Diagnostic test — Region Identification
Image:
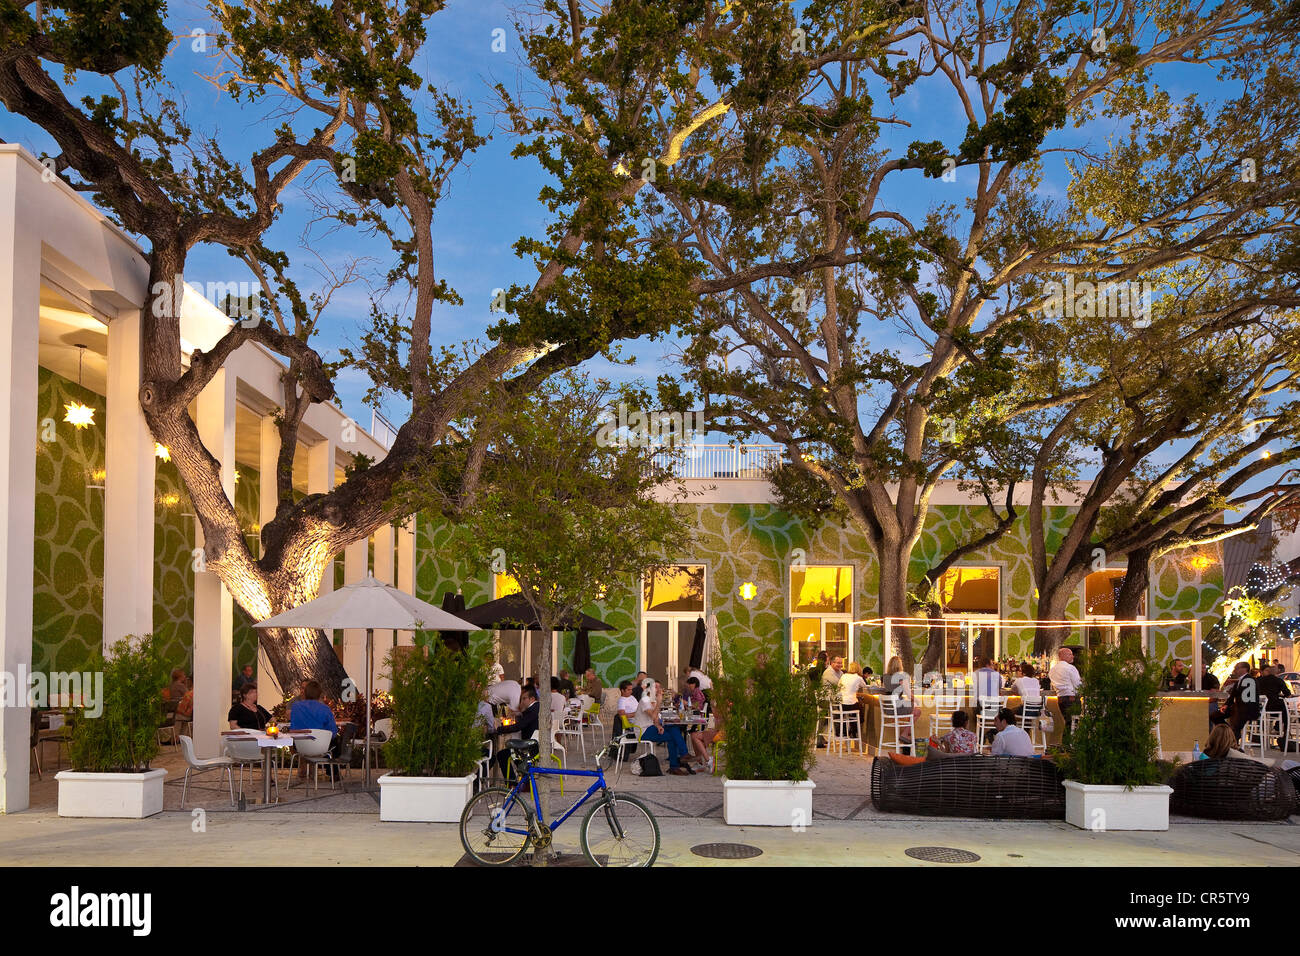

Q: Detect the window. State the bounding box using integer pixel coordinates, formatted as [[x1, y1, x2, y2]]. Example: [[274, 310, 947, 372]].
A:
[[1083, 567, 1147, 650], [641, 565, 706, 685], [790, 565, 853, 667], [935, 567, 1001, 669]]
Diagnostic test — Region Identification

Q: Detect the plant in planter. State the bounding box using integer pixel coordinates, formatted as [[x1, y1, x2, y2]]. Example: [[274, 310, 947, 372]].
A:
[[377, 639, 488, 822], [715, 650, 825, 826], [57, 634, 169, 818], [1060, 638, 1172, 831]]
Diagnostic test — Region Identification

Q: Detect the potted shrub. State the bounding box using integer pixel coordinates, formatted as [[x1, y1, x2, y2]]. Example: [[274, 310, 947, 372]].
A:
[[57, 635, 168, 818], [716, 652, 824, 826], [1061, 638, 1172, 831], [378, 640, 487, 822]]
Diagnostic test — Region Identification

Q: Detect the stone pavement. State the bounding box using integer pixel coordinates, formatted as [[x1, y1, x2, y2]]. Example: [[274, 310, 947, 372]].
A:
[[9, 744, 1300, 865]]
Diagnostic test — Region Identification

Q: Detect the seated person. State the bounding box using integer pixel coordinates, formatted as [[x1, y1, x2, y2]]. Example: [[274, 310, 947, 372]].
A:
[[1202, 722, 1257, 761], [1164, 658, 1189, 691], [165, 668, 188, 702], [632, 679, 693, 776], [474, 699, 496, 735], [288, 679, 339, 778], [939, 710, 978, 754], [549, 678, 567, 722], [488, 685, 541, 779], [554, 670, 576, 697], [176, 678, 195, 721], [227, 682, 271, 730], [1012, 662, 1042, 703], [990, 708, 1036, 757], [686, 696, 726, 773]]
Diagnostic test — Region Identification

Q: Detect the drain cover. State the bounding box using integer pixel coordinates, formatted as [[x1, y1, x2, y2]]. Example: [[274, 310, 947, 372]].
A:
[[904, 846, 980, 864], [691, 842, 763, 860]]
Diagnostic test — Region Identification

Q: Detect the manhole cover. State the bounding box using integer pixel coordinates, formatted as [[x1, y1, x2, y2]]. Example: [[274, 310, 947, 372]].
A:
[[904, 846, 981, 864], [690, 842, 764, 860]]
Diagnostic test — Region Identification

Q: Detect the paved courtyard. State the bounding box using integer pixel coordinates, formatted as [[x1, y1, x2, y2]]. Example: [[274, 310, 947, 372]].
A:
[[9, 742, 1298, 866]]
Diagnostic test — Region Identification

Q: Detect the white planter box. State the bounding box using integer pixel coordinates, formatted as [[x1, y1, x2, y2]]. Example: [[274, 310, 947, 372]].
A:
[[722, 777, 815, 827], [378, 772, 476, 822], [56, 769, 167, 818], [1064, 780, 1173, 831]]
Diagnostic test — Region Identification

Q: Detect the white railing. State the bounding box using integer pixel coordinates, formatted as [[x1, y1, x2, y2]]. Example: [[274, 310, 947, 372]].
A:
[[654, 443, 784, 479], [370, 410, 398, 450]]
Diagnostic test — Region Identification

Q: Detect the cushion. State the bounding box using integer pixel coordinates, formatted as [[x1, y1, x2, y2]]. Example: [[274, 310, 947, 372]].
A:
[[887, 751, 926, 767]]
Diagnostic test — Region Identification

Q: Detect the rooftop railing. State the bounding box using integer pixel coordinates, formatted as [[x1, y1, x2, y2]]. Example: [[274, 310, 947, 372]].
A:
[[653, 443, 784, 479]]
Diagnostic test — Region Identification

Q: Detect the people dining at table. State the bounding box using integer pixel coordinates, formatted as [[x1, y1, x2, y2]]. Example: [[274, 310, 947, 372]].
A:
[[555, 669, 576, 697], [631, 678, 693, 775], [990, 708, 1036, 756], [485, 677, 522, 714], [288, 680, 339, 780], [488, 685, 541, 778], [582, 668, 604, 701], [686, 665, 713, 692], [681, 676, 706, 713], [227, 683, 271, 731]]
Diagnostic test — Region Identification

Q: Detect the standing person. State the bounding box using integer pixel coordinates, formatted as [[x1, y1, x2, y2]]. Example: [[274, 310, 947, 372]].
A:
[[1049, 647, 1083, 741], [632, 679, 693, 776], [484, 653, 504, 684], [231, 664, 255, 694], [1201, 664, 1221, 691], [1222, 661, 1260, 740], [685, 665, 713, 692], [486, 678, 522, 715], [990, 708, 1036, 756], [1256, 663, 1291, 746]]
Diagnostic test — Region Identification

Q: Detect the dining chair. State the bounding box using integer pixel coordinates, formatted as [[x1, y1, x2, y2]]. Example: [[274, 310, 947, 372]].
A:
[[224, 736, 278, 801], [179, 735, 235, 809]]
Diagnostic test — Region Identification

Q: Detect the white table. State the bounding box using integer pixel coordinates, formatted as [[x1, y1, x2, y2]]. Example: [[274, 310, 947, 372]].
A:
[[223, 731, 310, 803]]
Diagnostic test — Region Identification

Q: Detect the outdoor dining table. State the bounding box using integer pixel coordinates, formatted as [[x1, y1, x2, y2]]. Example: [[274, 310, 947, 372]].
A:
[[221, 729, 314, 803]]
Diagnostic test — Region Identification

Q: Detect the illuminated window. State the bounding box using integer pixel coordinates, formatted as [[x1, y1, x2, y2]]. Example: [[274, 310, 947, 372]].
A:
[[642, 565, 705, 613], [790, 565, 853, 614], [936, 567, 1000, 614], [1084, 569, 1146, 617], [494, 573, 521, 599]]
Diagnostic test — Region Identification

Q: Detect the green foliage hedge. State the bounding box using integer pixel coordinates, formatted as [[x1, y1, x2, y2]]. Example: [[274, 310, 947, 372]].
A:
[[716, 652, 824, 782], [384, 641, 487, 779], [68, 634, 166, 773], [1062, 638, 1164, 788]]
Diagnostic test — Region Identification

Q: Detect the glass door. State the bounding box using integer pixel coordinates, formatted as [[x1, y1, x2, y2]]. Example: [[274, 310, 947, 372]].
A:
[[643, 618, 698, 689], [791, 618, 850, 667]]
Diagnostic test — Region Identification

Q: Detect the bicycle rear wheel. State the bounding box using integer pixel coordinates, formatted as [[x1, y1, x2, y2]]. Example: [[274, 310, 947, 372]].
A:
[[459, 786, 532, 866], [580, 792, 660, 867]]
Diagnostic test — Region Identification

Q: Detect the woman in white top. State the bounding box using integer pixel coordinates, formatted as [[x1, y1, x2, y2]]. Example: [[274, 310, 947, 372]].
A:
[[630, 679, 693, 774], [1012, 662, 1043, 701]]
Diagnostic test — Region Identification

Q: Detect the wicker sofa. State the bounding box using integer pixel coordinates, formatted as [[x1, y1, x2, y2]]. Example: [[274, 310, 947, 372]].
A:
[[870, 755, 1066, 819], [1169, 758, 1299, 820]]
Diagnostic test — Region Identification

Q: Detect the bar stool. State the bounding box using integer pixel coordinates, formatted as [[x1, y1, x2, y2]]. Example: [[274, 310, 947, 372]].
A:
[[974, 697, 1007, 753], [1019, 697, 1046, 753], [828, 702, 863, 755], [877, 696, 914, 755]]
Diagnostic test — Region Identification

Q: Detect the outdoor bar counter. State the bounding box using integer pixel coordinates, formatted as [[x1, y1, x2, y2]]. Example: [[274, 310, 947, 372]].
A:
[[857, 690, 1220, 753]]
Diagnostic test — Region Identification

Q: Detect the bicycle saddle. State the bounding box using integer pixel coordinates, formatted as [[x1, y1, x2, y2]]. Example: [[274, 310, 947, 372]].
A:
[[506, 739, 540, 758]]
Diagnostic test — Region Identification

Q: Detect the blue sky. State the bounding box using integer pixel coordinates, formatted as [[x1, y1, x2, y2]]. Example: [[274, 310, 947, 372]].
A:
[[1, 0, 1284, 498]]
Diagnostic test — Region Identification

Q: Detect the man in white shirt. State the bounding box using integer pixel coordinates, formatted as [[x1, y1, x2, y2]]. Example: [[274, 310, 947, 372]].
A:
[[486, 678, 521, 713], [686, 667, 713, 692], [485, 653, 504, 684], [990, 708, 1036, 756], [1049, 647, 1083, 740]]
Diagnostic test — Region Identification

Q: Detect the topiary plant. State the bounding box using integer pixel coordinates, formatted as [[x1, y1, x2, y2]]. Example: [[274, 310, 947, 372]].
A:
[[384, 639, 487, 778], [68, 634, 167, 773], [1061, 637, 1164, 787], [715, 649, 825, 782]]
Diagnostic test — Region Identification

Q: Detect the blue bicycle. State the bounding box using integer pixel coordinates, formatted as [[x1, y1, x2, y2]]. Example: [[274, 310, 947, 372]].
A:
[[459, 738, 660, 867]]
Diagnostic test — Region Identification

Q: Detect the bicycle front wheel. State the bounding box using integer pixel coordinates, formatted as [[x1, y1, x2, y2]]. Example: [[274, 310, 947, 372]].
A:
[[459, 786, 532, 866], [580, 792, 660, 867]]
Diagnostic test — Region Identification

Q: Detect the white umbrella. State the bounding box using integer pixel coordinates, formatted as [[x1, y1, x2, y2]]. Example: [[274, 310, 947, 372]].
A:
[[256, 574, 477, 787], [705, 613, 722, 678]]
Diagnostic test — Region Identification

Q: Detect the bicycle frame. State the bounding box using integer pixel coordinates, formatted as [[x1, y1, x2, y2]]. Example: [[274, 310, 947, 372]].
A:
[[497, 764, 609, 835]]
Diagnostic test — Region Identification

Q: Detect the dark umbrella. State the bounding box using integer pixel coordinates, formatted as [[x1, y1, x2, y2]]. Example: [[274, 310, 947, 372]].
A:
[[572, 629, 592, 673], [688, 616, 707, 669], [459, 593, 613, 632], [439, 591, 468, 651]]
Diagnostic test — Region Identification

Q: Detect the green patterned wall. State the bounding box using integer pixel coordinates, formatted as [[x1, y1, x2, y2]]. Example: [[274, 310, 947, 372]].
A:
[[34, 367, 263, 681], [414, 496, 1225, 685]]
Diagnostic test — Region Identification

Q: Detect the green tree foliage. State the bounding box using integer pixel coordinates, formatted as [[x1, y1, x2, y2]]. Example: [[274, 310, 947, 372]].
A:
[[714, 651, 824, 782], [384, 640, 488, 779], [1062, 639, 1164, 788], [68, 635, 167, 773]]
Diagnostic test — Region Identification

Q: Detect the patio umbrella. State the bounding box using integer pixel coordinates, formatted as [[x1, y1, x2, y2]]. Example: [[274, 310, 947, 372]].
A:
[[688, 616, 706, 669], [458, 593, 613, 632], [439, 591, 469, 652], [705, 613, 722, 677], [256, 574, 477, 788], [572, 628, 592, 674]]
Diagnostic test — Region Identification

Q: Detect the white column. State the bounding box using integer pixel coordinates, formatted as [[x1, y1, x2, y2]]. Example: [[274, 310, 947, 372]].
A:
[[102, 309, 155, 652], [192, 369, 235, 757], [342, 535, 368, 683], [372, 522, 395, 690], [306, 439, 335, 596], [396, 516, 416, 646], [256, 415, 282, 707], [0, 184, 39, 812]]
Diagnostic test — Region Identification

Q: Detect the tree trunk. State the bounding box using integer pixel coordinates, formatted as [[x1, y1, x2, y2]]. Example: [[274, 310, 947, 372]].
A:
[[533, 625, 553, 866], [1033, 585, 1074, 655], [1114, 548, 1152, 644], [258, 626, 349, 701], [877, 550, 912, 670], [920, 611, 946, 674]]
